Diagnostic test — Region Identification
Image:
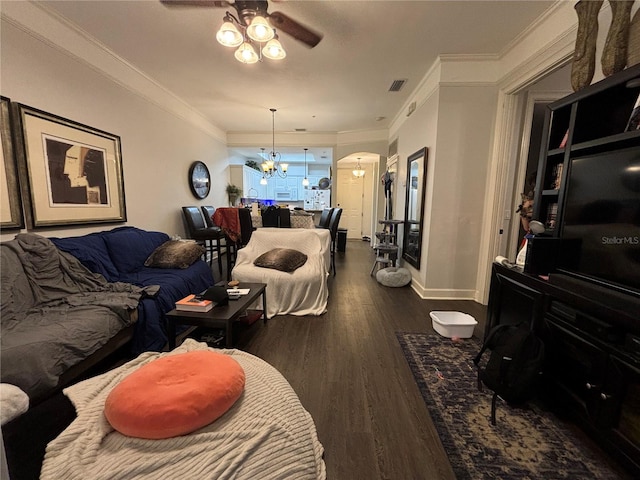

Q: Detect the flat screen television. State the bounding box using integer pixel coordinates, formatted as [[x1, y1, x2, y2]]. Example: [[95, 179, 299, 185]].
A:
[[558, 146, 640, 296]]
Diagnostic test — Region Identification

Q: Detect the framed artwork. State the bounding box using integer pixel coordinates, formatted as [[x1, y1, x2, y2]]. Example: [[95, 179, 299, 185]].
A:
[[1, 96, 24, 229], [12, 103, 126, 228]]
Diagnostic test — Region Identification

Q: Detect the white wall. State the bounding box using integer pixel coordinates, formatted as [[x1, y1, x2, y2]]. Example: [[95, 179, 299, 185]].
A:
[[2, 0, 631, 303], [393, 82, 498, 298], [427, 85, 498, 294], [394, 88, 439, 287], [1, 19, 229, 242]]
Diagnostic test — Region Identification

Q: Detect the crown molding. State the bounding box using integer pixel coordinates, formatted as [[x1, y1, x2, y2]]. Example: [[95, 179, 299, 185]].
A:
[[226, 131, 338, 147], [497, 1, 578, 93], [226, 128, 388, 149], [1, 1, 226, 142], [336, 129, 388, 146], [389, 0, 578, 137]]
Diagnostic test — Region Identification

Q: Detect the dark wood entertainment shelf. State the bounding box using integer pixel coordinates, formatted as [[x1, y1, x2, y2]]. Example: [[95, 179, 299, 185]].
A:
[[488, 262, 640, 476], [533, 63, 640, 235], [491, 63, 640, 477]]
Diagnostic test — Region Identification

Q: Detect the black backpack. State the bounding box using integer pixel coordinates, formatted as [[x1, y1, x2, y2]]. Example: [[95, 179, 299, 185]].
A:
[[473, 323, 545, 425]]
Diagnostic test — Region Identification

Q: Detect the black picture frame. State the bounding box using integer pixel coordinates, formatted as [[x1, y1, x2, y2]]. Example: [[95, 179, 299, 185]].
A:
[[0, 96, 24, 229], [12, 103, 126, 228], [403, 147, 428, 269]]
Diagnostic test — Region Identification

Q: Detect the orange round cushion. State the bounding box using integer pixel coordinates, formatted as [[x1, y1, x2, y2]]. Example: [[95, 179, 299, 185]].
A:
[[104, 350, 245, 439]]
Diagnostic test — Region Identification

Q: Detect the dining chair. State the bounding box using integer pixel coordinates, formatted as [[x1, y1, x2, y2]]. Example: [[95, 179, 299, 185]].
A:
[[316, 207, 334, 229], [327, 207, 342, 276], [201, 205, 216, 228], [181, 206, 225, 274], [279, 208, 291, 228], [261, 206, 279, 227], [222, 207, 255, 280]]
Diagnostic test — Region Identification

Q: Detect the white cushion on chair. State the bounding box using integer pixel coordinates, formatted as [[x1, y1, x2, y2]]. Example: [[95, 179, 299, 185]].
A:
[[376, 267, 411, 287]]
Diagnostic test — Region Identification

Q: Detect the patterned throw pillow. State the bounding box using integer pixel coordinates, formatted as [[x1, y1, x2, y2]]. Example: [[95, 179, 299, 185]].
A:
[[144, 240, 205, 269], [253, 248, 307, 272]]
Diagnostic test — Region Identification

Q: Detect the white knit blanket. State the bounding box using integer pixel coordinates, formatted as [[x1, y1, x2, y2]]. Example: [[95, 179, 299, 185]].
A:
[[41, 339, 326, 480], [232, 228, 330, 317]]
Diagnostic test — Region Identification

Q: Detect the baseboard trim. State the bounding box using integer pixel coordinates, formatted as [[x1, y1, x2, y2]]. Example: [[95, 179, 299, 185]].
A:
[[411, 282, 476, 300]]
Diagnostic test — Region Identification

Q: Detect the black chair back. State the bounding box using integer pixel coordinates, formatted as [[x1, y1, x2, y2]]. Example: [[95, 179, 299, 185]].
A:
[[279, 208, 291, 228], [182, 206, 225, 274], [262, 206, 279, 227], [327, 208, 342, 276], [317, 208, 334, 229], [182, 206, 207, 234], [238, 207, 254, 246], [201, 206, 216, 228], [327, 207, 342, 240]]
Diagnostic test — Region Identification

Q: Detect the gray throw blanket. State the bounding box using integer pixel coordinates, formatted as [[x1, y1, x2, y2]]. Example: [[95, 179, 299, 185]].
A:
[[1, 233, 151, 400]]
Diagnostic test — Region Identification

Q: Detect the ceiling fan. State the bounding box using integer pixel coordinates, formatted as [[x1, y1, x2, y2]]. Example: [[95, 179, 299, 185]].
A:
[[160, 0, 323, 49]]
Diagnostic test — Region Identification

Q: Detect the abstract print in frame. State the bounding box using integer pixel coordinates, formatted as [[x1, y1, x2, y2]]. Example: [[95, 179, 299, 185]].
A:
[[13, 103, 126, 228]]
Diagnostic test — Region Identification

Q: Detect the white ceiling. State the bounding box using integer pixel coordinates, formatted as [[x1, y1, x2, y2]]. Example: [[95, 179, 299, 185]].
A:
[[39, 0, 557, 164]]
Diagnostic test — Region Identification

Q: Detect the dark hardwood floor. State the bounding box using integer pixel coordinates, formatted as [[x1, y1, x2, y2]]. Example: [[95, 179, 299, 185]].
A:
[[226, 239, 487, 480]]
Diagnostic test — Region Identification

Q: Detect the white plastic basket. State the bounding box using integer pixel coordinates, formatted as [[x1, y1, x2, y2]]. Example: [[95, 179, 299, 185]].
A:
[[429, 311, 477, 338]]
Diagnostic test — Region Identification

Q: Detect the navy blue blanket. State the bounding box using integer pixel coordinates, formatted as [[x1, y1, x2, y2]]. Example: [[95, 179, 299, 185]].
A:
[[52, 227, 214, 354]]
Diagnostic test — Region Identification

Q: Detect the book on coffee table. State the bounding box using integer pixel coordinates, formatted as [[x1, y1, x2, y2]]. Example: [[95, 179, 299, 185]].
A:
[[175, 294, 214, 312]]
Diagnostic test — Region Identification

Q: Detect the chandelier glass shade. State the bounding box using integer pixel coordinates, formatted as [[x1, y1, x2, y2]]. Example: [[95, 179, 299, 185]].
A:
[[216, 12, 285, 64], [246, 16, 274, 42], [234, 42, 259, 64], [353, 158, 365, 177], [260, 109, 288, 180], [216, 20, 243, 47], [262, 36, 286, 60]]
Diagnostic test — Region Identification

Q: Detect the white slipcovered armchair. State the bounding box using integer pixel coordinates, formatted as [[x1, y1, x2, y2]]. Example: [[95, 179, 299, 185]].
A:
[[231, 228, 331, 318]]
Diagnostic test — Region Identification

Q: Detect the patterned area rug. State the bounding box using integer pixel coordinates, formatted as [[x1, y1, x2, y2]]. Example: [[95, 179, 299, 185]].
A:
[[397, 332, 630, 480]]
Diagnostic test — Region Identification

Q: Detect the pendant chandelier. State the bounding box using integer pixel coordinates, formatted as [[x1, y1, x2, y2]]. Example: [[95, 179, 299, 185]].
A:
[[302, 148, 310, 186], [353, 158, 365, 177], [260, 108, 288, 180], [216, 11, 286, 64]]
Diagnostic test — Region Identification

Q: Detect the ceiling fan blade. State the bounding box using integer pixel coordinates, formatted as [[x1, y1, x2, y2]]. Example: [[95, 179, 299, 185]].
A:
[[269, 11, 323, 48], [159, 0, 229, 7]]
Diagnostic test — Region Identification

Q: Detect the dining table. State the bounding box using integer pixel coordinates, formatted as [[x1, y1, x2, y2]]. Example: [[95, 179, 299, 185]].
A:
[[250, 209, 316, 229]]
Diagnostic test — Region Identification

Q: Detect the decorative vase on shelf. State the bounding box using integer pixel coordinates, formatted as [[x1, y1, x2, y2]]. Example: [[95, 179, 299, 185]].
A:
[[571, 0, 603, 91]]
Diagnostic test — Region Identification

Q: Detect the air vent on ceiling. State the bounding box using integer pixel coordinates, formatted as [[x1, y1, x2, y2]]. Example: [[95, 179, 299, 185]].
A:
[[388, 79, 407, 92], [295, 128, 307, 132]]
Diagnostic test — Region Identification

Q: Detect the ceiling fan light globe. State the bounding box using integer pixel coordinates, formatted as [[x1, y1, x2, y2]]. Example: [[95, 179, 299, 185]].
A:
[[234, 42, 259, 64], [216, 21, 243, 47], [246, 16, 274, 43], [263, 38, 286, 60]]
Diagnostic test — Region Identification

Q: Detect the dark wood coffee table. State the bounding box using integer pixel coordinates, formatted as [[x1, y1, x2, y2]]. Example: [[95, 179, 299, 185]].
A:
[[166, 282, 267, 349]]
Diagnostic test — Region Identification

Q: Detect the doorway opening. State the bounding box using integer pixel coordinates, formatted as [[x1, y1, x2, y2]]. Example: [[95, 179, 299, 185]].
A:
[[336, 153, 379, 240]]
